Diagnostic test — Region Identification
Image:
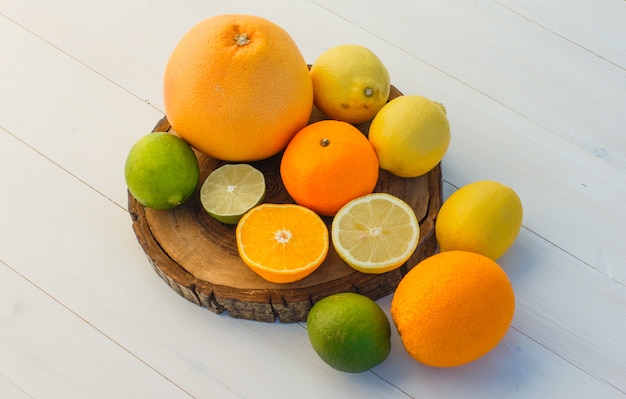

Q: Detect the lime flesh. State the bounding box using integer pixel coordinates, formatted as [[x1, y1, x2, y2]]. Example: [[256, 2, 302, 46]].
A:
[[200, 163, 266, 224]]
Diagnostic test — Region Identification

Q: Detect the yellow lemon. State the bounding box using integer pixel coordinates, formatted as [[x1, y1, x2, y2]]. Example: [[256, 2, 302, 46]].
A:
[[368, 95, 450, 178], [435, 180, 523, 260], [310, 44, 390, 124]]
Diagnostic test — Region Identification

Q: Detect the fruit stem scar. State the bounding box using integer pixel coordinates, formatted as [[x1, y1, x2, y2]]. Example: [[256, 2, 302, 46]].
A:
[[320, 138, 330, 147], [364, 87, 374, 97], [234, 33, 250, 46], [274, 229, 292, 244]]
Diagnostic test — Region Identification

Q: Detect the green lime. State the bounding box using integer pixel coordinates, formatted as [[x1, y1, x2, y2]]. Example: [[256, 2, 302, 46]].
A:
[[124, 132, 199, 210], [307, 292, 391, 373], [200, 163, 266, 224]]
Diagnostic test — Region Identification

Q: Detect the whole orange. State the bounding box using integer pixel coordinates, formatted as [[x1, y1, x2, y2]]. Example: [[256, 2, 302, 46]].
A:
[[163, 14, 313, 162], [280, 120, 379, 216], [391, 251, 515, 368]]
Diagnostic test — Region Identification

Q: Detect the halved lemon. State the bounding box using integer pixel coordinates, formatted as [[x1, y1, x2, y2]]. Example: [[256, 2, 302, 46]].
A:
[[236, 203, 329, 283], [200, 163, 265, 224], [331, 193, 420, 274]]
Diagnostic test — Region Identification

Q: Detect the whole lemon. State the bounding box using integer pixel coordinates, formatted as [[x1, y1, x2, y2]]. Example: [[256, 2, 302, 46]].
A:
[[435, 180, 523, 260], [307, 292, 391, 373], [368, 95, 450, 178], [310, 44, 390, 124], [125, 132, 199, 210]]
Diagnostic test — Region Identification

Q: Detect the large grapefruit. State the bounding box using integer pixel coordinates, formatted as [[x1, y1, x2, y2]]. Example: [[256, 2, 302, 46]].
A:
[[163, 14, 313, 161]]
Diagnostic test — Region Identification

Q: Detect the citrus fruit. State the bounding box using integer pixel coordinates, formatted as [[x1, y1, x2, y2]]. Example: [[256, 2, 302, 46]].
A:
[[307, 292, 391, 373], [436, 180, 523, 260], [200, 163, 266, 224], [310, 44, 390, 124], [369, 95, 450, 178], [235, 203, 329, 283], [331, 193, 420, 274], [391, 250, 515, 368], [163, 14, 313, 162], [280, 120, 379, 216], [124, 132, 199, 210]]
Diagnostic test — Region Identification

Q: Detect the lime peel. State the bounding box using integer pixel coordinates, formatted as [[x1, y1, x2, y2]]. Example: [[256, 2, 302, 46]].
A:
[[307, 292, 391, 372], [124, 132, 199, 210]]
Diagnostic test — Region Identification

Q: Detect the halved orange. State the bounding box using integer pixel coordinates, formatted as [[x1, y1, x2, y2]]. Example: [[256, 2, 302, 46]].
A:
[[235, 203, 329, 283]]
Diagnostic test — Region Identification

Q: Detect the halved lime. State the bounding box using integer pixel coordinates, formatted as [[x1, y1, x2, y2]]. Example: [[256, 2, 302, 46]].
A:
[[331, 193, 420, 274], [200, 163, 266, 224]]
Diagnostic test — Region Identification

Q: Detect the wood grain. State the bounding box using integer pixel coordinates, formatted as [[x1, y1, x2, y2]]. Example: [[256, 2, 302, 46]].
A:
[[128, 85, 443, 322]]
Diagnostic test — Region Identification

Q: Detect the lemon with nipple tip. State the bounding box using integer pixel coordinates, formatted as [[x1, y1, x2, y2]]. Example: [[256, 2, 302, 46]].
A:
[[310, 44, 390, 124], [436, 180, 523, 260]]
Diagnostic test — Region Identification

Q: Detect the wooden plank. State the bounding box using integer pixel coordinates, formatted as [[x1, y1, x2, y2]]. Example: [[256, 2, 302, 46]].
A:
[[0, 126, 415, 398], [304, 0, 626, 284], [436, 82, 626, 284], [0, 0, 356, 113], [378, 303, 625, 398], [309, 0, 626, 169], [495, 0, 626, 67], [4, 0, 624, 173], [1, 1, 625, 397], [2, 103, 625, 397], [3, 0, 625, 285], [0, 374, 31, 399], [438, 181, 626, 395], [0, 263, 191, 398], [0, 14, 163, 208]]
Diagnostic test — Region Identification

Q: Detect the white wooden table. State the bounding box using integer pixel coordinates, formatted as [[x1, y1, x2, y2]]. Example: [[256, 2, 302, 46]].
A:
[[1, 1, 625, 398]]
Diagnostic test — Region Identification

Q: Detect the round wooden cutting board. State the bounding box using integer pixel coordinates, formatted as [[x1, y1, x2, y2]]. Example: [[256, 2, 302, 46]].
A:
[[128, 85, 443, 323]]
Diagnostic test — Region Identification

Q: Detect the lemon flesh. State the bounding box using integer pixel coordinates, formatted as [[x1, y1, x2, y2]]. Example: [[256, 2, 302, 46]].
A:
[[200, 163, 266, 224], [435, 180, 523, 260], [124, 132, 199, 210], [307, 292, 391, 373], [331, 193, 420, 274]]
